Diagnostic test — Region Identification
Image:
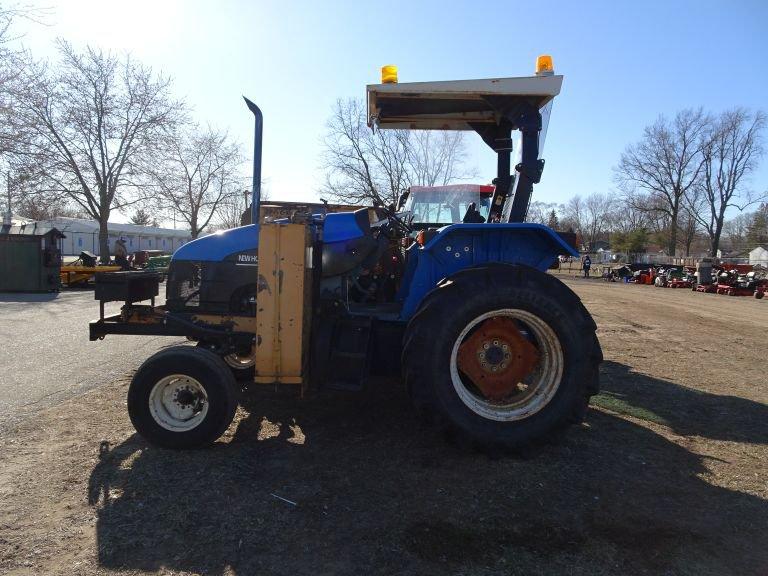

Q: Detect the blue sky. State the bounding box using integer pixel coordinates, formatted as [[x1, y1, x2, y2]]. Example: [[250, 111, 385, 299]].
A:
[[18, 0, 768, 212]]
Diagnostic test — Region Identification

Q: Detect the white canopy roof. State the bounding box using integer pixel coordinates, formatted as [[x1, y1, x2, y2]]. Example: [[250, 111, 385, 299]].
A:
[[367, 75, 563, 130]]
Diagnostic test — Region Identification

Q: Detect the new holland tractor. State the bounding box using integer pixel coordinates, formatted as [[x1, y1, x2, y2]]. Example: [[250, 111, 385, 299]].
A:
[[90, 56, 602, 450]]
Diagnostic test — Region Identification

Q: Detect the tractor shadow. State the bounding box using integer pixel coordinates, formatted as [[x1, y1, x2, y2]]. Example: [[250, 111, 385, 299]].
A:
[[598, 360, 768, 444], [88, 366, 768, 576]]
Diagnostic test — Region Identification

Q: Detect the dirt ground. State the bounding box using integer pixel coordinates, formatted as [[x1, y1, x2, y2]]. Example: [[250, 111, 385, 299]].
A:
[[1, 276, 766, 576]]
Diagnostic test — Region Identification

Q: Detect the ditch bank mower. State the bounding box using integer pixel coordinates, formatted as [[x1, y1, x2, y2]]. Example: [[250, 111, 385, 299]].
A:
[[89, 57, 603, 450]]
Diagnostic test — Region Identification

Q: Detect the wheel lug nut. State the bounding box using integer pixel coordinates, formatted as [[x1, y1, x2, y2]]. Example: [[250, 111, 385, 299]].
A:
[[483, 343, 490, 350]]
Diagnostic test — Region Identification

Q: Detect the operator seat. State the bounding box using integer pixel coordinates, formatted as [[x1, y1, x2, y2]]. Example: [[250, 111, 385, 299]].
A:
[[463, 202, 486, 223], [321, 208, 381, 277]]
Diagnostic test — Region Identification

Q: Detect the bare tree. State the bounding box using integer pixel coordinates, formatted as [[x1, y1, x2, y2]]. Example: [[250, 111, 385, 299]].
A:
[[214, 193, 247, 230], [611, 192, 652, 234], [12, 41, 184, 261], [322, 98, 474, 207], [616, 109, 709, 256], [560, 195, 584, 237], [687, 108, 766, 257], [322, 98, 410, 207], [526, 201, 559, 226], [145, 125, 243, 238], [0, 5, 44, 165], [722, 210, 754, 251], [407, 131, 476, 186], [677, 206, 699, 257], [582, 192, 614, 251]]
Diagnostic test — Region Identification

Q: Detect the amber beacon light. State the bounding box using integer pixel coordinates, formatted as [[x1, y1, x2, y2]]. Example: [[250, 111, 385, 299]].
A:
[[381, 65, 398, 84], [535, 55, 554, 76]]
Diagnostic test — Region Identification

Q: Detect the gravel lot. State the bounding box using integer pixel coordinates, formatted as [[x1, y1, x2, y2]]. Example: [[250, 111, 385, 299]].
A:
[[0, 288, 182, 431], [0, 277, 766, 575]]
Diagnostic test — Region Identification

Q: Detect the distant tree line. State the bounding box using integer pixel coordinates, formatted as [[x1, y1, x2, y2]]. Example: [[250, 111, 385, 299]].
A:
[[0, 6, 245, 261], [528, 109, 766, 258]]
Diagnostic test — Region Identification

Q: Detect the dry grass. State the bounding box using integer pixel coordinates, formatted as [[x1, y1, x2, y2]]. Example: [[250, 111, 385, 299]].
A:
[[0, 278, 767, 576]]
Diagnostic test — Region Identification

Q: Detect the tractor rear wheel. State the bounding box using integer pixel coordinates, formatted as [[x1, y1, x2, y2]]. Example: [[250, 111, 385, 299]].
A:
[[402, 265, 602, 450], [128, 346, 239, 449]]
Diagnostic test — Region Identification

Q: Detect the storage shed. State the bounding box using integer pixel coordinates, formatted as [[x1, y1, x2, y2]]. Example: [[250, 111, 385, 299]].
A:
[[0, 225, 65, 292], [749, 245, 768, 266]]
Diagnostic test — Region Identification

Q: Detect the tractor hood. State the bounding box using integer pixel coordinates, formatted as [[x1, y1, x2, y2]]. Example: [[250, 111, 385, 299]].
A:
[[172, 225, 259, 262]]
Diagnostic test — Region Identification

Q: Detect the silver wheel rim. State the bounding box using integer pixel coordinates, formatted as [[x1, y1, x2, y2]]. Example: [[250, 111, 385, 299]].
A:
[[224, 352, 255, 370], [449, 309, 564, 422], [148, 375, 209, 432]]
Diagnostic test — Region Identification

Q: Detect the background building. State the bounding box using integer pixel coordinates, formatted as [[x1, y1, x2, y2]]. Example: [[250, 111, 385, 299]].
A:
[[749, 245, 768, 266], [13, 217, 192, 256]]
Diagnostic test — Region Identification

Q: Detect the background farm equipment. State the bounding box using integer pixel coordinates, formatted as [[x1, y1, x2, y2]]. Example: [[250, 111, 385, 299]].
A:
[[653, 266, 695, 288], [632, 268, 656, 285], [713, 269, 767, 298], [60, 251, 121, 288]]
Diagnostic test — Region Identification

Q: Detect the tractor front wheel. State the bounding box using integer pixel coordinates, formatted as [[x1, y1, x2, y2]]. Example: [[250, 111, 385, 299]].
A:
[[128, 346, 239, 449], [403, 265, 602, 450]]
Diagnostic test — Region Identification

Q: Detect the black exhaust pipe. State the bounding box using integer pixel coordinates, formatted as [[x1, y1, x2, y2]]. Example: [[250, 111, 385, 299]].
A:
[[243, 97, 263, 225]]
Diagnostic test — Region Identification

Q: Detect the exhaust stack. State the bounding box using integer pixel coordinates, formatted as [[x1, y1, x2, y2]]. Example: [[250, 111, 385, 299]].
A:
[[243, 97, 263, 225]]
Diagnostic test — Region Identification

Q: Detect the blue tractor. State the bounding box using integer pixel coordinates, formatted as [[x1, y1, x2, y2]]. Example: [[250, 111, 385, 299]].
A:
[[90, 57, 602, 450]]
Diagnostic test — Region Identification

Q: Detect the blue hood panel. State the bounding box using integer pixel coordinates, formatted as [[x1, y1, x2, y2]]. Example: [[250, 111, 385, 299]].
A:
[[323, 212, 365, 243], [172, 224, 259, 262]]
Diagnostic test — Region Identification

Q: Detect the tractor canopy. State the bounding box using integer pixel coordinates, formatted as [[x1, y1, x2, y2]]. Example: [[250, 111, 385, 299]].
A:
[[366, 73, 563, 223], [366, 74, 561, 132]]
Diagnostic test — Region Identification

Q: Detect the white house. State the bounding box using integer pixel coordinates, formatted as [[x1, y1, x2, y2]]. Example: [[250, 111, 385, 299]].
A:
[[749, 245, 768, 266], [23, 217, 192, 256]]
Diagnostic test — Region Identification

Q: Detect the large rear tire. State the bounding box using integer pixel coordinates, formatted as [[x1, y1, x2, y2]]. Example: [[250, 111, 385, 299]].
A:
[[402, 265, 602, 450], [128, 346, 239, 449]]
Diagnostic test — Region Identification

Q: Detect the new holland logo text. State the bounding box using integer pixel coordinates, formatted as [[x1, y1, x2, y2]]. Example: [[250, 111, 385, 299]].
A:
[[236, 254, 258, 265]]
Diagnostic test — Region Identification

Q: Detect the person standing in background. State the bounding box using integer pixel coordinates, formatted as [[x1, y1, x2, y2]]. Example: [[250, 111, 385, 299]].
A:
[[114, 238, 130, 270]]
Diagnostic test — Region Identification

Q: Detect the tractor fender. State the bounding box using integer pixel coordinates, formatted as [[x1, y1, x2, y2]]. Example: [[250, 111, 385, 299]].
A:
[[398, 223, 577, 320]]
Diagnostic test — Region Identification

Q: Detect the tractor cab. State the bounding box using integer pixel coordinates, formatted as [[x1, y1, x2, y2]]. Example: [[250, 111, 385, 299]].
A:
[[401, 184, 495, 228]]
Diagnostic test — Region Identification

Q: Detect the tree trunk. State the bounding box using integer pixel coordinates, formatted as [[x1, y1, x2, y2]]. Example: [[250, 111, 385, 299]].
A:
[[98, 216, 110, 264], [709, 207, 727, 257], [668, 199, 679, 257]]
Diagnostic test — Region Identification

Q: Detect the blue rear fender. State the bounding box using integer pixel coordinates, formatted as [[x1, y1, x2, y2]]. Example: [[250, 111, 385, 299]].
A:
[[398, 223, 577, 319]]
